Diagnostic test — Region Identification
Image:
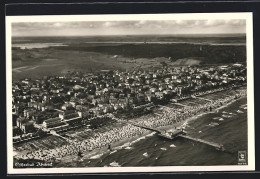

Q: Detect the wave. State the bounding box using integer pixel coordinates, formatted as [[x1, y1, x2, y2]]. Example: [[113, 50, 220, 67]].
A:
[[109, 150, 117, 155], [222, 114, 232, 118], [112, 132, 156, 151], [109, 161, 121, 167], [89, 153, 104, 159], [124, 146, 133, 150], [170, 144, 176, 148], [197, 113, 205, 117], [129, 132, 156, 146], [208, 122, 219, 127], [143, 152, 148, 157]]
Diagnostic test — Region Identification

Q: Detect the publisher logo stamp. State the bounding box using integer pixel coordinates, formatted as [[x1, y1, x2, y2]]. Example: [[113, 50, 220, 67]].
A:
[[238, 151, 247, 165]]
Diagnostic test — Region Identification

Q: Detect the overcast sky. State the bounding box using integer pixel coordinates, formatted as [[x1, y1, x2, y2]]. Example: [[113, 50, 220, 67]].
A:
[[12, 19, 246, 36]]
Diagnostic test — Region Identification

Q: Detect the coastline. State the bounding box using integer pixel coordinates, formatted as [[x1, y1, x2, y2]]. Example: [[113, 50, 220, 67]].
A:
[[54, 95, 246, 167], [55, 130, 154, 167]]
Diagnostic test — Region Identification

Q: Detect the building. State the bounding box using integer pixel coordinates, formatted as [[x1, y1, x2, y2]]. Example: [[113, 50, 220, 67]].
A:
[[16, 117, 27, 128], [20, 121, 35, 133], [23, 108, 36, 119], [16, 117, 35, 133], [42, 117, 65, 128]]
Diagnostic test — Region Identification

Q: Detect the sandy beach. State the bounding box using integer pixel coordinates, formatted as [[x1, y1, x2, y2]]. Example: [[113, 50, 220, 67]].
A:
[[54, 130, 154, 166], [54, 95, 246, 166]]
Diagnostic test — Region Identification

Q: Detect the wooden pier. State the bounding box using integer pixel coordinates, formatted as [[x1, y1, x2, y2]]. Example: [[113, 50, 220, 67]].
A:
[[131, 123, 225, 151], [158, 129, 187, 140], [131, 123, 186, 140], [131, 123, 163, 133], [179, 134, 224, 151]]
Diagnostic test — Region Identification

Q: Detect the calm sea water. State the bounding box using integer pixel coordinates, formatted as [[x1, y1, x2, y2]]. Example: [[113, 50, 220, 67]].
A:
[[55, 98, 247, 167]]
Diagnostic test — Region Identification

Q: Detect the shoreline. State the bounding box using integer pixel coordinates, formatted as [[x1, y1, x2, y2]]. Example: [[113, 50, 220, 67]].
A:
[[54, 130, 154, 167], [158, 95, 246, 132], [13, 86, 246, 168], [53, 95, 246, 167]]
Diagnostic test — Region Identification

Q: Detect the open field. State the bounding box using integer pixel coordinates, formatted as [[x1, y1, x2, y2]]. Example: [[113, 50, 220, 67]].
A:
[[12, 48, 171, 80]]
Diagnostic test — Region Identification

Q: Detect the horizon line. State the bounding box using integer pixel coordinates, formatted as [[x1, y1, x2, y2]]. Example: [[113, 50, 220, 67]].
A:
[[12, 33, 246, 38]]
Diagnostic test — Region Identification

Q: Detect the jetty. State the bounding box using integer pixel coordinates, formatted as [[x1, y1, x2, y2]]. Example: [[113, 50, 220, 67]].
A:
[[130, 122, 225, 151], [158, 129, 187, 140], [179, 134, 225, 151], [131, 123, 163, 133]]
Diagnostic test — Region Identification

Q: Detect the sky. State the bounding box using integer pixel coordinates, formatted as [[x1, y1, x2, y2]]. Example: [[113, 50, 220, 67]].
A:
[[12, 19, 246, 36]]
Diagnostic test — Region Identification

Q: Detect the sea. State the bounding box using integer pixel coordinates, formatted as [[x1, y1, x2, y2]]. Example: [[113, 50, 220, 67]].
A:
[[55, 97, 248, 167]]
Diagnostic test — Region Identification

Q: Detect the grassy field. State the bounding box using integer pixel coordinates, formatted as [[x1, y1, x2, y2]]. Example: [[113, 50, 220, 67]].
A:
[[12, 48, 171, 80]]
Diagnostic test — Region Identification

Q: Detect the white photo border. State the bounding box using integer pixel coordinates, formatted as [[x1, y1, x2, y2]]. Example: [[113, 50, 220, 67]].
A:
[[6, 12, 255, 174]]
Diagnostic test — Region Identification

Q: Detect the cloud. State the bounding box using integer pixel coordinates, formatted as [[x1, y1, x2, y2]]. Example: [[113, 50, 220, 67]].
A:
[[12, 19, 246, 36]]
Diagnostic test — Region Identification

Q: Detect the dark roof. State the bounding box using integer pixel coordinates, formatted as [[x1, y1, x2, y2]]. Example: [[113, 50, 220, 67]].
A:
[[63, 110, 75, 115], [64, 113, 79, 119]]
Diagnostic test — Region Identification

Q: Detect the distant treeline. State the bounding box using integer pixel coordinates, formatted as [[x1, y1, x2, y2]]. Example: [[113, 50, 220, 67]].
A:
[[12, 42, 246, 64], [12, 34, 246, 44], [60, 43, 246, 64]]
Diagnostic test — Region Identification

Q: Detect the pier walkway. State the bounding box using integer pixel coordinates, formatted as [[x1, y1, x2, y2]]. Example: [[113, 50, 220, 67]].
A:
[[179, 134, 224, 150], [130, 123, 225, 151], [131, 123, 186, 140]]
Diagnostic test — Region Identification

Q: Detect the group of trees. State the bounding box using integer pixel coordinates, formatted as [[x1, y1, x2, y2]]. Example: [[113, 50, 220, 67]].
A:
[[78, 43, 246, 64]]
